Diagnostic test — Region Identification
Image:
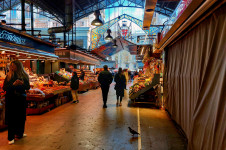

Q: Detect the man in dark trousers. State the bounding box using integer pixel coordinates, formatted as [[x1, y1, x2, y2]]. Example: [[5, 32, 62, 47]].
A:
[[98, 65, 113, 108]]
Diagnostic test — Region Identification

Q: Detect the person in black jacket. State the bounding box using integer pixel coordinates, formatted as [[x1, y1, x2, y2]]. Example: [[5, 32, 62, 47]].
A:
[[3, 60, 30, 145], [70, 72, 79, 103], [114, 68, 126, 106], [98, 65, 113, 108], [79, 69, 85, 81]]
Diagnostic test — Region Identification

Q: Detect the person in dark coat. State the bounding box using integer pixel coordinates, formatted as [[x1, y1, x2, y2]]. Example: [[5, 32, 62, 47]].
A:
[[114, 68, 126, 106], [79, 69, 85, 81], [70, 72, 79, 103], [98, 65, 113, 108], [3, 60, 30, 145]]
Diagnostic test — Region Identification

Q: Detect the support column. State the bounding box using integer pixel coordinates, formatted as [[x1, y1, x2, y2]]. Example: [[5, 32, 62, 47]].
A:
[[30, 2, 34, 36], [21, 0, 26, 31], [68, 31, 69, 46], [72, 24, 73, 45], [64, 29, 66, 47]]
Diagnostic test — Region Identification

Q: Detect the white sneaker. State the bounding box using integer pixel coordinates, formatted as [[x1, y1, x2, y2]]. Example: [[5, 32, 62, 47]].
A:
[[8, 139, 14, 145]]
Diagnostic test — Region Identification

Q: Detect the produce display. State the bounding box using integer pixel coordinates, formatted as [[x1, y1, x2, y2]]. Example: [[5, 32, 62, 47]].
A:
[[55, 68, 72, 81], [129, 76, 153, 95], [55, 68, 99, 90]]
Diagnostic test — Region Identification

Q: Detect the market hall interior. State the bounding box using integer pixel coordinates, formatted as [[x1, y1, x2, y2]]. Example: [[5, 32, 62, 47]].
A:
[[0, 83, 187, 150]]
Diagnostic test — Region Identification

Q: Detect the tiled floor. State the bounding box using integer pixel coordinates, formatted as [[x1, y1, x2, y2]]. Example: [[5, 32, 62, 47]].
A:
[[0, 83, 187, 150]]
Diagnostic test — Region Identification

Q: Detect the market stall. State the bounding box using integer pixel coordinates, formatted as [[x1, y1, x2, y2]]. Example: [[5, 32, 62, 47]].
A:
[[0, 25, 65, 124], [54, 68, 99, 92], [24, 68, 72, 114], [129, 46, 163, 107]]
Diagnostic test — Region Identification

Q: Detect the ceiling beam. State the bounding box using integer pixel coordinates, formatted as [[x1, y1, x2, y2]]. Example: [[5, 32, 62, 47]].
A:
[[157, 0, 179, 2], [74, 1, 82, 10], [142, 0, 157, 30], [87, 0, 92, 5]]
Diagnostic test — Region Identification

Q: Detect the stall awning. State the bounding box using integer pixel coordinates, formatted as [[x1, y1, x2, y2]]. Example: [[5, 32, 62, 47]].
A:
[[55, 48, 100, 65], [0, 41, 58, 59]]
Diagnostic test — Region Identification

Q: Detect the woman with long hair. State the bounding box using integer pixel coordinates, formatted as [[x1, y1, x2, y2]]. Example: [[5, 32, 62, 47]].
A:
[[3, 60, 30, 145], [114, 68, 126, 106]]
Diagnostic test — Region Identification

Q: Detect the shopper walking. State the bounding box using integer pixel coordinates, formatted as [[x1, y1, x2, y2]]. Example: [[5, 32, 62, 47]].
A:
[[98, 65, 113, 108], [123, 69, 129, 90], [114, 68, 126, 106], [70, 72, 79, 103], [3, 60, 30, 145]]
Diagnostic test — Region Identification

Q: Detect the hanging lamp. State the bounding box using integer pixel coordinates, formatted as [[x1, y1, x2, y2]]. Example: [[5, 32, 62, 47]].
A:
[[112, 39, 117, 48], [105, 9, 113, 41], [38, 33, 41, 38], [105, 29, 113, 41], [91, 10, 103, 26]]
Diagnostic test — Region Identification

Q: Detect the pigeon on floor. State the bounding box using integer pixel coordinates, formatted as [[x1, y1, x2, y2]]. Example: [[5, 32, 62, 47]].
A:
[[128, 127, 140, 136]]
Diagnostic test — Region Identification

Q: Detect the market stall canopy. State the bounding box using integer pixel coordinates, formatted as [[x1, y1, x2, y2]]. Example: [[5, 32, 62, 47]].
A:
[[55, 48, 101, 65], [91, 37, 137, 58], [0, 41, 58, 59]]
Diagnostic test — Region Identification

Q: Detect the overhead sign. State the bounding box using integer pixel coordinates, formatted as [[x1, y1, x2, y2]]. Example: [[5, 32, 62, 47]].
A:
[[0, 27, 54, 53], [0, 29, 26, 45]]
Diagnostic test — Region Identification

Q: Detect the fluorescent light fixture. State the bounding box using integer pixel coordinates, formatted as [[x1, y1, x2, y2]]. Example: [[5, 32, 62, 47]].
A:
[[141, 47, 145, 55]]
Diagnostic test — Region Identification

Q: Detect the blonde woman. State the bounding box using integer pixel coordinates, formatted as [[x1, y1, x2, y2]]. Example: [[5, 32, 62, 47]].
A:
[[3, 60, 30, 145]]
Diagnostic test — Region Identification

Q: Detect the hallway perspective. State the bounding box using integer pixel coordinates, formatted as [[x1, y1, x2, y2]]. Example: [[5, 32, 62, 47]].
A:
[[0, 84, 187, 150]]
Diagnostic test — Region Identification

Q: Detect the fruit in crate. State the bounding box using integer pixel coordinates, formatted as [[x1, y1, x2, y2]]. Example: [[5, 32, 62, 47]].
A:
[[48, 80, 54, 84], [79, 80, 84, 85]]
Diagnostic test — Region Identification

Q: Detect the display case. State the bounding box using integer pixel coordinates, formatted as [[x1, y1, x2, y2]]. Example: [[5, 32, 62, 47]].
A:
[[129, 74, 160, 106]]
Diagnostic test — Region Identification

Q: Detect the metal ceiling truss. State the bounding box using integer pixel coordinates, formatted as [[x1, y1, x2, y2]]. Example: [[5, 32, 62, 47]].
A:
[[26, 0, 64, 23], [0, 0, 20, 13], [74, 0, 145, 21], [155, 3, 174, 17], [106, 0, 143, 9], [12, 4, 62, 23], [91, 14, 160, 49], [0, 0, 63, 24]]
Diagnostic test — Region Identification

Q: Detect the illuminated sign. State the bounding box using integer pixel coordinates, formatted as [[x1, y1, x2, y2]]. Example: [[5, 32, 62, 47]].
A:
[[0, 29, 26, 45]]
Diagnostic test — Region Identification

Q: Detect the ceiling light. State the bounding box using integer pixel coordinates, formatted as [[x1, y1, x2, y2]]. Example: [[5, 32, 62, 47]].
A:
[[27, 55, 31, 58], [105, 29, 113, 41], [1, 51, 5, 54], [49, 37, 52, 42], [38, 33, 41, 38], [1, 20, 6, 25], [91, 10, 103, 26], [141, 47, 145, 55], [112, 39, 117, 48], [146, 9, 154, 12], [143, 26, 149, 30], [41, 60, 45, 63], [16, 53, 20, 57]]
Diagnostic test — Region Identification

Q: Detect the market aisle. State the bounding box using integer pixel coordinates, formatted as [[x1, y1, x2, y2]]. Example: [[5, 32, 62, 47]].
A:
[[0, 83, 187, 150]]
